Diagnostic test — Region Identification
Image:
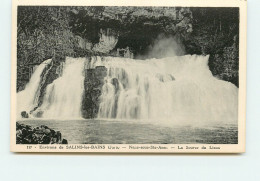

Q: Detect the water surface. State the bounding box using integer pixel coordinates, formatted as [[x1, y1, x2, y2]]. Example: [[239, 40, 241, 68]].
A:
[[18, 119, 238, 144]]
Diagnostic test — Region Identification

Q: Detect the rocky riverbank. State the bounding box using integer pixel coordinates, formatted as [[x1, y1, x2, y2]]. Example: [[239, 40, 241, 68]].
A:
[[16, 122, 68, 144]]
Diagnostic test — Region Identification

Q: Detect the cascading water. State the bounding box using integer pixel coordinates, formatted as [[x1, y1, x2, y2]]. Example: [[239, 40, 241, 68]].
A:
[[17, 57, 86, 119], [89, 55, 238, 124], [17, 59, 52, 118], [17, 55, 238, 124], [38, 57, 86, 119]]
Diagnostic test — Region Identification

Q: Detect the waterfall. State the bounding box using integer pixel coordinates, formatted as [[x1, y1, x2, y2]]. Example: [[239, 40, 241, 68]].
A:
[[17, 59, 52, 118], [17, 55, 238, 124], [91, 55, 238, 123], [17, 57, 86, 119], [38, 57, 86, 119]]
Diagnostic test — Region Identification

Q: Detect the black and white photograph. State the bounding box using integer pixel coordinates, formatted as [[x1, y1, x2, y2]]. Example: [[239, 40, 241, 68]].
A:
[[6, 0, 260, 181], [11, 0, 247, 152]]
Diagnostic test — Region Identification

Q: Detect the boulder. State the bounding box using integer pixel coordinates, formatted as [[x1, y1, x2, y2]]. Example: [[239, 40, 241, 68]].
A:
[[16, 122, 68, 144], [21, 111, 29, 118], [62, 139, 68, 144]]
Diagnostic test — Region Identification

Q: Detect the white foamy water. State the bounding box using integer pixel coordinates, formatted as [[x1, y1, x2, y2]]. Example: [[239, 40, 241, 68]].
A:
[[88, 55, 238, 124], [38, 57, 86, 119], [17, 55, 238, 124], [17, 59, 52, 118]]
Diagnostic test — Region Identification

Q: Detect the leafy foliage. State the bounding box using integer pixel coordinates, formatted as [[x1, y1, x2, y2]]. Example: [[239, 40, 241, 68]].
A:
[[17, 6, 77, 90], [186, 7, 239, 86]]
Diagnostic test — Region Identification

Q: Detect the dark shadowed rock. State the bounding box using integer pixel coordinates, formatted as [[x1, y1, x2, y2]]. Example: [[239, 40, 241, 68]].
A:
[[82, 66, 107, 119], [21, 111, 29, 118], [111, 78, 119, 93], [62, 139, 68, 144], [16, 122, 68, 144]]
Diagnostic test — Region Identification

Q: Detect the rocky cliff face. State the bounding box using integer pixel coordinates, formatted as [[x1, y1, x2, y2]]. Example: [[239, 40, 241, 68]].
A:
[[17, 6, 239, 94], [82, 65, 107, 118], [70, 7, 193, 56], [69, 7, 238, 86], [28, 56, 65, 117], [92, 28, 118, 53]]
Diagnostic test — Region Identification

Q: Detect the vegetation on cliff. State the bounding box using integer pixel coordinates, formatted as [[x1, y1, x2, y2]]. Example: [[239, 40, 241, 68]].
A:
[[17, 6, 239, 88], [188, 8, 239, 87]]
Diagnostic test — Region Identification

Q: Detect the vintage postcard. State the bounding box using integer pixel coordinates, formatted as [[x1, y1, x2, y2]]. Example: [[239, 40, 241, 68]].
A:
[[10, 0, 247, 153]]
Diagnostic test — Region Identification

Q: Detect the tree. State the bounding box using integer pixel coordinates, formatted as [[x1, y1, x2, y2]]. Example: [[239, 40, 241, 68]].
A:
[[17, 6, 76, 90]]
